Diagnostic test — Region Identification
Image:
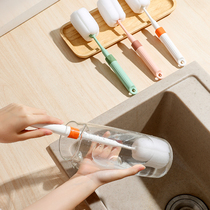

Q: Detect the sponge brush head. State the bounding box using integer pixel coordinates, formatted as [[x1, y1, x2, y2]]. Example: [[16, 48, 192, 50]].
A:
[[70, 7, 99, 42], [125, 0, 150, 13], [97, 0, 126, 27], [132, 135, 171, 169]]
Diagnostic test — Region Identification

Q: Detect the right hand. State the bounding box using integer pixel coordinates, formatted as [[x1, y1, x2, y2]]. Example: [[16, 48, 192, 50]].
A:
[[0, 103, 63, 143]]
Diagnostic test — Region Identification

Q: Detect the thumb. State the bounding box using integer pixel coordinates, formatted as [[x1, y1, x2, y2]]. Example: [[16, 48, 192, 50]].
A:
[[98, 164, 146, 185], [111, 164, 146, 180]]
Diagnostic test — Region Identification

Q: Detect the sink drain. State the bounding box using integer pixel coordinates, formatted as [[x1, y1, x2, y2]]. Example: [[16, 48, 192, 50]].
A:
[[165, 195, 209, 210]]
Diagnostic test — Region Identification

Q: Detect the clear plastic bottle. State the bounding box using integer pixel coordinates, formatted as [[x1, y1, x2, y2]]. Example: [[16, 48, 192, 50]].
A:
[[59, 121, 173, 178]]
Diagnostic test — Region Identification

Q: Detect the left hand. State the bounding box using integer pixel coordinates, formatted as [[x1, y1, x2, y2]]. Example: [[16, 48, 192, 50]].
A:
[[74, 131, 145, 187]]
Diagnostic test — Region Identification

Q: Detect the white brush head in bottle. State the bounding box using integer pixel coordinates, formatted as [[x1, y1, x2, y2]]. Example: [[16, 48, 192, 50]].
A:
[[97, 0, 125, 27], [132, 135, 171, 169], [70, 7, 99, 42], [125, 0, 150, 13]]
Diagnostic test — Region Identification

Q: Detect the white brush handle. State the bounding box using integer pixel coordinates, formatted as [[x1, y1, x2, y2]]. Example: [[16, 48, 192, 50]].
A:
[[143, 7, 186, 67], [32, 124, 135, 150], [159, 33, 186, 67], [33, 124, 71, 136], [82, 132, 135, 150]]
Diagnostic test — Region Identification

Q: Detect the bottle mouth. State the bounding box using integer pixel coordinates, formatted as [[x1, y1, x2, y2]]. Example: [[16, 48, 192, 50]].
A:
[[59, 121, 86, 161]]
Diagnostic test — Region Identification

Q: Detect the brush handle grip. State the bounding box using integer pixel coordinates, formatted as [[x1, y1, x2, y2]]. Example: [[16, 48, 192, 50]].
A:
[[143, 8, 186, 67], [132, 40, 163, 79], [32, 124, 82, 139], [91, 34, 137, 95], [106, 54, 137, 95], [158, 33, 186, 67], [32, 124, 70, 136]]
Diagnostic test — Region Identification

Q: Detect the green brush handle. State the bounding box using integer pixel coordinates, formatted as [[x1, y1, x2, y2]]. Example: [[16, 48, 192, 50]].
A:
[[106, 55, 137, 95], [90, 34, 137, 95]]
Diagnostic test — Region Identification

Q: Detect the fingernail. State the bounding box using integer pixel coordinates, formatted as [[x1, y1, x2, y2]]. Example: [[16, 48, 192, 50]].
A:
[[45, 130, 52, 135], [139, 165, 146, 171]]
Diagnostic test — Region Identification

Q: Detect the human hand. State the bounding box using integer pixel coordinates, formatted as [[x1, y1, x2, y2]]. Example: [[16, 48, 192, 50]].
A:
[[24, 132, 145, 210], [74, 131, 145, 187], [0, 103, 63, 143]]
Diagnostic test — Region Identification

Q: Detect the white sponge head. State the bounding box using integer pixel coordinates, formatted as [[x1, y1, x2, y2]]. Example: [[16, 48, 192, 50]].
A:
[[125, 0, 150, 13], [132, 136, 153, 162], [97, 0, 126, 27], [132, 135, 171, 169], [70, 7, 99, 42]]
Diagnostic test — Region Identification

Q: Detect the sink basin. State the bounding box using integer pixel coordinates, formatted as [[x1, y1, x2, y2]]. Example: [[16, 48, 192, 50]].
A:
[[49, 61, 210, 210]]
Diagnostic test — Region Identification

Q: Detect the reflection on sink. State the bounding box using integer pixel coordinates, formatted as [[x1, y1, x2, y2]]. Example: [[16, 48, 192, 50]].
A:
[[50, 62, 210, 209]]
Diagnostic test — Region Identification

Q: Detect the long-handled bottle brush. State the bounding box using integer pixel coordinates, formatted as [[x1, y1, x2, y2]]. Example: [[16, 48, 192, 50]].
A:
[[97, 0, 163, 80], [125, 0, 186, 67], [71, 7, 138, 95]]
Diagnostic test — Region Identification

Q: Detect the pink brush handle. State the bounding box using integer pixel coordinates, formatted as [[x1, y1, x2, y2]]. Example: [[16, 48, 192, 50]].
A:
[[132, 40, 163, 79], [117, 20, 163, 80]]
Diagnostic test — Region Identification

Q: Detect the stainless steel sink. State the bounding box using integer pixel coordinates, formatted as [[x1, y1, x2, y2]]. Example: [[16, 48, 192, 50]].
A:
[[50, 61, 210, 210]]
